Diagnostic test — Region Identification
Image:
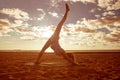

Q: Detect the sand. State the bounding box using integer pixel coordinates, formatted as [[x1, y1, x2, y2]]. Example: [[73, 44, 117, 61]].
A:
[[0, 51, 120, 80]]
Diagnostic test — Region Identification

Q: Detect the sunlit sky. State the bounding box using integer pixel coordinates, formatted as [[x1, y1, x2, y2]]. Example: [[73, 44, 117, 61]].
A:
[[0, 0, 120, 50]]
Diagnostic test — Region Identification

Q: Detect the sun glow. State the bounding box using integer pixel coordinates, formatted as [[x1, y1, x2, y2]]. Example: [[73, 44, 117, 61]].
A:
[[42, 29, 53, 38], [45, 47, 54, 52]]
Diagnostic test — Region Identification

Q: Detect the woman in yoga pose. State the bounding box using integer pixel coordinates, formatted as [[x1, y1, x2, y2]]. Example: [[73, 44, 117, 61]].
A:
[[35, 3, 77, 65]]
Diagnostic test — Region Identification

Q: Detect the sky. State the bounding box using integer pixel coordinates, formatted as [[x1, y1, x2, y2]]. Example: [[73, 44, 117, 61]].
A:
[[0, 0, 120, 51]]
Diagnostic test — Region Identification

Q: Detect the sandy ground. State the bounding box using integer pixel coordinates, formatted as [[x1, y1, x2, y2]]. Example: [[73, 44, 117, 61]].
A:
[[0, 51, 120, 80]]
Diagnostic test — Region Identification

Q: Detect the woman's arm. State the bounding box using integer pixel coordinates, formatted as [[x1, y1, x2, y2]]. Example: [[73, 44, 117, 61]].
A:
[[35, 39, 51, 64]]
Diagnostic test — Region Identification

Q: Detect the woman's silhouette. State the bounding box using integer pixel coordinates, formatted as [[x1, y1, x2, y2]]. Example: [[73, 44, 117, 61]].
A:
[[35, 4, 77, 65]]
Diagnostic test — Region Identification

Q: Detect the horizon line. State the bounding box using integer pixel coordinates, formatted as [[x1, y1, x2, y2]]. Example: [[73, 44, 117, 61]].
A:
[[0, 49, 120, 52]]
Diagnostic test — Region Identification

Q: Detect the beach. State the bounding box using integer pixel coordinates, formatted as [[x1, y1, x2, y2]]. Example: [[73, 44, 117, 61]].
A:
[[0, 51, 120, 80]]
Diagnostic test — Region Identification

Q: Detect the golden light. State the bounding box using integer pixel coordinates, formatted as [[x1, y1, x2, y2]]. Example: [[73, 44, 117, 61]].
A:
[[42, 29, 53, 38]]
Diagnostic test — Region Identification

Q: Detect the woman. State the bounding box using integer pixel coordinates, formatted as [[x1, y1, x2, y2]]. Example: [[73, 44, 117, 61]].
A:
[[35, 3, 78, 65]]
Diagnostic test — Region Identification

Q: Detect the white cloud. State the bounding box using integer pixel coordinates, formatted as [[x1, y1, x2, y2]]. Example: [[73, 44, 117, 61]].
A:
[[0, 18, 31, 37], [0, 8, 31, 34], [65, 0, 120, 11], [102, 11, 115, 16], [0, 33, 11, 37], [50, 0, 120, 11], [50, 0, 62, 7], [75, 27, 96, 33], [111, 30, 120, 38], [19, 16, 119, 44], [0, 19, 13, 36], [14, 27, 38, 36], [89, 16, 120, 29], [0, 19, 10, 27], [48, 12, 59, 18], [60, 16, 120, 49], [102, 28, 120, 42], [110, 0, 120, 10], [95, 14, 101, 18], [98, 0, 112, 8], [0, 8, 30, 20], [102, 35, 119, 42], [20, 36, 38, 40], [98, 0, 120, 10], [50, 0, 96, 6], [13, 20, 24, 27], [13, 19, 29, 29], [37, 8, 46, 21], [64, 0, 96, 3]]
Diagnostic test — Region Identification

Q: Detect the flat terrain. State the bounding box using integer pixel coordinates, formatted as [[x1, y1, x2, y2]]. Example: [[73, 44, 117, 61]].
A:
[[0, 51, 120, 80]]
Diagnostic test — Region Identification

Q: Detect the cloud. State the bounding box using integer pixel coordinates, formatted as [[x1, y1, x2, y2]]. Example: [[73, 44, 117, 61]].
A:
[[95, 14, 101, 18], [0, 33, 11, 37], [61, 16, 120, 48], [61, 19, 96, 38], [111, 31, 120, 38], [0, 19, 53, 40], [64, 0, 96, 3], [20, 36, 38, 40], [63, 26, 70, 32], [0, 18, 31, 37], [14, 27, 39, 37], [37, 8, 46, 21], [102, 11, 115, 16], [102, 29, 120, 42], [13, 26, 53, 40], [0, 8, 30, 20], [48, 12, 59, 18], [0, 19, 12, 36], [75, 27, 96, 33], [0, 8, 31, 36], [15, 27, 32, 33], [13, 20, 24, 27], [0, 19, 10, 27], [50, 0, 120, 11], [102, 36, 119, 42], [89, 16, 120, 28], [98, 0, 120, 10], [66, 0, 120, 11], [50, 0, 62, 7]]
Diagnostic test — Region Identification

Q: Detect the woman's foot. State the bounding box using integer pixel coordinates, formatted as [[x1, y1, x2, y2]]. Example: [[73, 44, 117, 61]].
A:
[[65, 3, 70, 11]]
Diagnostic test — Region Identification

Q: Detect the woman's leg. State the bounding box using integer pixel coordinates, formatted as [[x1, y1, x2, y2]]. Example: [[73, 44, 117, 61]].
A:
[[61, 52, 77, 64]]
